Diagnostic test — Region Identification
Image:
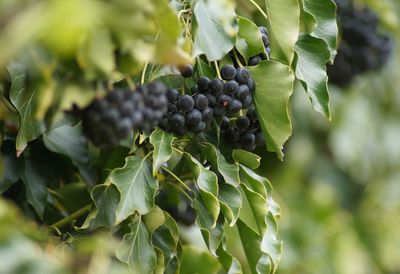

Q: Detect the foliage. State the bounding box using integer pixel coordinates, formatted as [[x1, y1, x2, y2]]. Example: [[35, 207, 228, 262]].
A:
[[0, 0, 339, 273]]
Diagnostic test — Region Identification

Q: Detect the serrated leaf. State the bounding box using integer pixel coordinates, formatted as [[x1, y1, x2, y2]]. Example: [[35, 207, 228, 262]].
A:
[[218, 184, 242, 226], [180, 246, 222, 274], [43, 123, 96, 184], [249, 61, 294, 160], [235, 16, 265, 62], [295, 34, 331, 119], [183, 152, 220, 229], [7, 63, 45, 156], [192, 0, 237, 61], [86, 184, 120, 229], [232, 149, 261, 169], [302, 0, 338, 61], [116, 218, 157, 274], [199, 143, 240, 186], [150, 128, 175, 176], [110, 156, 158, 223], [265, 0, 300, 65]]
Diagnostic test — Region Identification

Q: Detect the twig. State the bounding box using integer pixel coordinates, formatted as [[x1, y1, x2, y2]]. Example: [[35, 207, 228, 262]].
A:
[[49, 204, 92, 229]]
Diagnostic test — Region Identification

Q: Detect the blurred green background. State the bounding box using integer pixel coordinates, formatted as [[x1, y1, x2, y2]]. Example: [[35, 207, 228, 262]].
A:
[[262, 1, 400, 273]]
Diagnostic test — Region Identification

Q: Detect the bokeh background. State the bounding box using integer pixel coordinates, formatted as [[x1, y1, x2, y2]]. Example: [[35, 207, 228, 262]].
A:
[[261, 1, 400, 273]]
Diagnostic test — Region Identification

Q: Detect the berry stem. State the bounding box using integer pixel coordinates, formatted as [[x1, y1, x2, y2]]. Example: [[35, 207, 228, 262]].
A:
[[164, 181, 193, 202], [248, 0, 269, 22], [125, 75, 135, 90], [49, 204, 92, 229], [214, 61, 222, 80], [141, 61, 149, 85], [233, 49, 244, 67], [161, 165, 192, 193]]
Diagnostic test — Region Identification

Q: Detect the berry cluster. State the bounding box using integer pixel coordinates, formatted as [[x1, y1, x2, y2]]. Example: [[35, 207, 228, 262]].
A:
[[328, 0, 392, 86], [220, 107, 265, 151], [160, 64, 255, 138], [248, 26, 271, 66], [81, 82, 168, 146]]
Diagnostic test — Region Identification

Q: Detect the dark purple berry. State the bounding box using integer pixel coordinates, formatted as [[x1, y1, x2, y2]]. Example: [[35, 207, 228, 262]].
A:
[[167, 89, 179, 103], [235, 67, 250, 84], [186, 109, 202, 126], [178, 64, 194, 78], [202, 107, 213, 122], [218, 94, 232, 108], [224, 80, 239, 95], [197, 76, 211, 92], [169, 113, 185, 129], [228, 99, 242, 113], [236, 116, 250, 130], [177, 95, 194, 112], [209, 79, 224, 96], [194, 94, 209, 110], [248, 55, 262, 66], [220, 64, 236, 80]]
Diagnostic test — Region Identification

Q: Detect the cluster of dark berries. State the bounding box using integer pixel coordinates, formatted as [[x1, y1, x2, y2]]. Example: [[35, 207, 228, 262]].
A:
[[160, 64, 255, 137], [328, 0, 392, 86], [248, 26, 271, 66], [220, 107, 265, 151], [81, 82, 168, 146]]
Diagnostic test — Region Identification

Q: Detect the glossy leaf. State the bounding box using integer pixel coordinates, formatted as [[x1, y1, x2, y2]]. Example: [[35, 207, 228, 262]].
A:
[[295, 34, 331, 119], [216, 243, 243, 274], [0, 141, 19, 193], [232, 149, 261, 169], [150, 128, 175, 176], [180, 246, 222, 274], [7, 63, 45, 156], [236, 16, 265, 62], [265, 0, 300, 65], [110, 156, 158, 223], [249, 61, 295, 160], [192, 0, 237, 61], [201, 214, 225, 255], [302, 0, 338, 61], [116, 218, 157, 274], [218, 184, 242, 226]]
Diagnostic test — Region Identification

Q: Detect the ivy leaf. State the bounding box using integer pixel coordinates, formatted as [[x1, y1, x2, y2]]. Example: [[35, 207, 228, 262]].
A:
[[265, 0, 300, 65], [149, 128, 175, 176], [201, 214, 225, 255], [110, 156, 158, 223], [301, 0, 338, 61], [84, 184, 120, 229], [199, 143, 240, 186], [18, 157, 48, 219], [218, 183, 242, 226], [216, 243, 243, 274], [192, 0, 237, 61], [235, 16, 265, 62], [294, 34, 331, 119], [249, 61, 295, 160], [43, 123, 97, 184], [48, 182, 91, 213], [232, 149, 261, 169], [116, 218, 157, 274], [183, 152, 220, 229], [7, 63, 45, 156], [180, 246, 222, 274], [0, 140, 19, 194]]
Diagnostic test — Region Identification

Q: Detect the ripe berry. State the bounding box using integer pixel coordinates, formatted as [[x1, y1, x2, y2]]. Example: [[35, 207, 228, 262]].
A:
[[194, 94, 209, 110], [259, 26, 268, 36], [228, 99, 242, 113], [202, 107, 213, 122], [241, 95, 253, 109], [221, 116, 230, 130], [168, 103, 178, 113], [218, 94, 232, 108], [130, 111, 144, 128], [247, 78, 255, 92], [177, 95, 194, 112], [235, 67, 250, 84], [102, 109, 120, 124], [224, 80, 239, 95], [236, 116, 250, 130], [197, 76, 211, 92], [220, 64, 236, 80], [209, 79, 224, 96], [255, 131, 265, 146], [169, 113, 185, 129], [167, 89, 179, 103], [248, 55, 262, 66], [205, 93, 217, 107], [246, 107, 258, 122], [236, 85, 250, 100], [241, 132, 256, 148], [116, 118, 132, 138], [186, 109, 202, 126], [178, 64, 194, 78], [213, 106, 226, 117], [261, 34, 269, 47], [192, 121, 206, 133]]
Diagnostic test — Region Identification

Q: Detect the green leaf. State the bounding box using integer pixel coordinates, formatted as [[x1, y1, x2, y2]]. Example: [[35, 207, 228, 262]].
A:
[[199, 143, 240, 187], [49, 182, 91, 213], [201, 214, 225, 255], [294, 34, 331, 119], [192, 0, 237, 61], [149, 128, 175, 176], [216, 243, 243, 274], [18, 157, 48, 219], [249, 61, 295, 160], [218, 183, 242, 226], [0, 141, 19, 193], [86, 184, 120, 229], [43, 123, 96, 184], [116, 218, 157, 274], [7, 63, 45, 156], [235, 16, 265, 62], [180, 246, 222, 274], [110, 156, 158, 223], [183, 152, 220, 229], [232, 149, 261, 169], [301, 0, 338, 61], [265, 0, 300, 65]]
